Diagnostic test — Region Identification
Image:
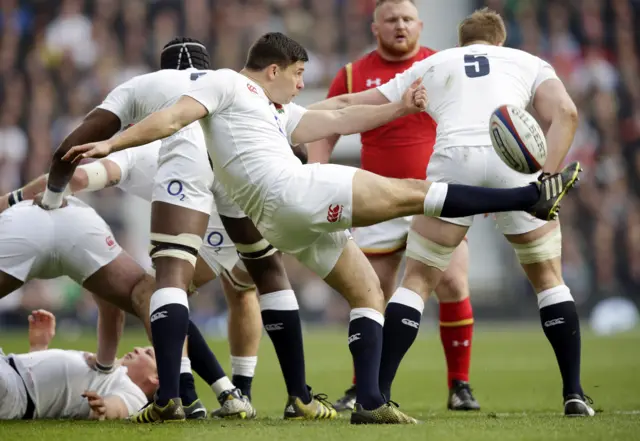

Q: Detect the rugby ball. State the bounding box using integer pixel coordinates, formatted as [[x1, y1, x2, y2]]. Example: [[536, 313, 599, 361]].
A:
[[489, 105, 547, 174]]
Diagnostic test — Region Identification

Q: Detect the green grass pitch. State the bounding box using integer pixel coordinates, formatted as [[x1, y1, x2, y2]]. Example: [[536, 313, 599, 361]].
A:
[[1, 326, 639, 441]]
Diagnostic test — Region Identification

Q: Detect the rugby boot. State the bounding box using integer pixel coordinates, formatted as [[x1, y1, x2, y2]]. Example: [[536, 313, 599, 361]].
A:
[[350, 401, 419, 425], [210, 388, 257, 419], [130, 397, 185, 423], [447, 380, 481, 411], [529, 162, 582, 221], [184, 398, 207, 420], [564, 394, 595, 417], [283, 387, 337, 420], [333, 385, 357, 412]]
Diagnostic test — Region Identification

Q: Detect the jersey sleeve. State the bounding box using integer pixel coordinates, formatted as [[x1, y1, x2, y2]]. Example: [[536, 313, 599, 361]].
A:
[[96, 78, 137, 129], [284, 103, 308, 146], [326, 67, 349, 98], [377, 59, 430, 103], [110, 389, 147, 416], [183, 69, 234, 115], [532, 58, 560, 94]]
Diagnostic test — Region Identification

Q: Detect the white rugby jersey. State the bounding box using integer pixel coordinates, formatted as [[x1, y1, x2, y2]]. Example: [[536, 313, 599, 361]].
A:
[[107, 142, 160, 201], [184, 69, 306, 222], [98, 68, 205, 129], [12, 349, 147, 419], [377, 44, 559, 150]]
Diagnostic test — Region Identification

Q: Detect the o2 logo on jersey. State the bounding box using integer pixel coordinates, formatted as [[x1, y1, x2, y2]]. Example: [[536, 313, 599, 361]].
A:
[[167, 180, 185, 201], [206, 231, 224, 254]]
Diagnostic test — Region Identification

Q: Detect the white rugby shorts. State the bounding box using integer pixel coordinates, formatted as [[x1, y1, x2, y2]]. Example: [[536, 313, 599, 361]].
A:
[[427, 145, 546, 235], [0, 198, 122, 283], [256, 163, 357, 278], [152, 126, 214, 215]]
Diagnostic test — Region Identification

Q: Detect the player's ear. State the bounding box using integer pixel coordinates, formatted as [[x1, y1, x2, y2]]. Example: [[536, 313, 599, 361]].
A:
[[268, 64, 278, 80], [371, 21, 379, 38]]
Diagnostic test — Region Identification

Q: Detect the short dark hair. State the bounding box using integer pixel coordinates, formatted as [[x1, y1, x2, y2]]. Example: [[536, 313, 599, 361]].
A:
[[458, 8, 507, 47], [244, 32, 309, 71], [160, 37, 210, 70]]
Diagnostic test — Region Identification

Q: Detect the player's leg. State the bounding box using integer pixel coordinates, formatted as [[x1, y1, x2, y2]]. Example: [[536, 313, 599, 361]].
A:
[[378, 214, 468, 402], [432, 241, 480, 411], [128, 131, 217, 422], [192, 235, 258, 419], [220, 214, 332, 418], [301, 235, 416, 424], [504, 220, 594, 417], [195, 210, 262, 403], [348, 162, 581, 227], [333, 220, 406, 412], [221, 273, 261, 401]]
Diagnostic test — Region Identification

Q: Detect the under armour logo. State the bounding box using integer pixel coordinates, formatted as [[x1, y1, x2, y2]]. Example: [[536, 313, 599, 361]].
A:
[[452, 339, 470, 347], [366, 78, 381, 87], [348, 333, 361, 344], [544, 317, 565, 327], [401, 318, 419, 329], [327, 204, 343, 223], [150, 311, 168, 322], [265, 323, 284, 331]]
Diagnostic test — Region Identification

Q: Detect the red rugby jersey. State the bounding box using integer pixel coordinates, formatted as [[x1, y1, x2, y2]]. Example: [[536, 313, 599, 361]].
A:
[[327, 47, 438, 179]]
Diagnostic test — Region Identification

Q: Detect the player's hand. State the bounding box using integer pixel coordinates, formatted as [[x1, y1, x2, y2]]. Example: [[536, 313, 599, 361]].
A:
[[83, 390, 107, 420], [28, 309, 56, 351], [62, 141, 113, 164], [32, 192, 68, 210], [401, 78, 427, 114]]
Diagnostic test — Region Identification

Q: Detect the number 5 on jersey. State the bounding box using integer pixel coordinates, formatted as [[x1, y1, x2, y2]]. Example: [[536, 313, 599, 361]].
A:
[[464, 54, 490, 78]]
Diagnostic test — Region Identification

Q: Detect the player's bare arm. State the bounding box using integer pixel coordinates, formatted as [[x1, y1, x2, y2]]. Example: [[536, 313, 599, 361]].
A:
[[40, 109, 122, 209], [94, 295, 126, 372], [307, 87, 391, 111], [292, 78, 426, 145], [83, 391, 130, 420], [306, 89, 392, 163], [532, 79, 578, 174], [0, 159, 123, 214], [62, 97, 208, 163]]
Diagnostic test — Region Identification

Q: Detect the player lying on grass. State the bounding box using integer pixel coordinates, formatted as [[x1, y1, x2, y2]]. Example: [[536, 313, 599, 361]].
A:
[[0, 309, 155, 420], [311, 8, 593, 417], [0, 195, 255, 419], [29, 36, 335, 423], [62, 32, 581, 424]]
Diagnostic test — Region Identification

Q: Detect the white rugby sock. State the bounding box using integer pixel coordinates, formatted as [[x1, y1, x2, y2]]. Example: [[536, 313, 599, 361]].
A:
[[211, 376, 235, 396], [231, 356, 258, 378], [180, 357, 192, 374]]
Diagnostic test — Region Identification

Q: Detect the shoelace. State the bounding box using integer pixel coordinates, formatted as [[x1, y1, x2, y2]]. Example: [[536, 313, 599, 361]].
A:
[[387, 400, 400, 408], [584, 394, 594, 405], [313, 393, 335, 409]]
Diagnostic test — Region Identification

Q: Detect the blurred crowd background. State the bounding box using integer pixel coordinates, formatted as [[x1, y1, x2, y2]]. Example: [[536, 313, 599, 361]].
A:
[[0, 0, 638, 335]]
